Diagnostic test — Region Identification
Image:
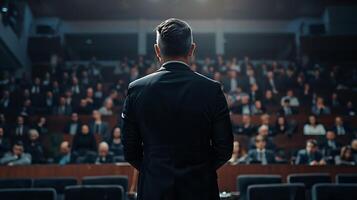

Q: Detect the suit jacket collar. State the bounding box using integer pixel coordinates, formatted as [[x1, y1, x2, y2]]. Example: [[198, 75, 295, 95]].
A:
[[158, 61, 192, 72]]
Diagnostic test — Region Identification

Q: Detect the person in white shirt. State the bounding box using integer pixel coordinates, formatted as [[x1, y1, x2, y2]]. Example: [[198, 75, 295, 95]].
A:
[[281, 89, 300, 107], [303, 115, 326, 135]]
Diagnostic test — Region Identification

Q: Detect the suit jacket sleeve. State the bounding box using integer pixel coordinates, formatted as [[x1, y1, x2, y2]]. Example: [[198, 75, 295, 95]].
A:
[[211, 83, 233, 170], [121, 87, 143, 170]]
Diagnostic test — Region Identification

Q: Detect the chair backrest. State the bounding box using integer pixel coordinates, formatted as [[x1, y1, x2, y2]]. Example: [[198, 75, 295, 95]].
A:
[[247, 183, 306, 200], [0, 178, 32, 189], [65, 185, 124, 200], [287, 173, 331, 189], [82, 175, 128, 193], [0, 188, 56, 200], [312, 183, 357, 200], [33, 177, 78, 194], [237, 175, 282, 200], [336, 174, 357, 184]]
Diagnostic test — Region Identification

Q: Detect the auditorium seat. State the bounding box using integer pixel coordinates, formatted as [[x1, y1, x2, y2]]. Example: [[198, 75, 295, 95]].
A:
[[288, 173, 331, 200], [287, 173, 331, 189], [237, 175, 282, 200], [0, 178, 33, 189], [336, 174, 357, 184], [65, 185, 124, 200], [312, 183, 357, 200], [0, 188, 56, 200], [247, 183, 306, 200], [82, 175, 128, 192], [33, 177, 78, 200], [82, 175, 128, 199]]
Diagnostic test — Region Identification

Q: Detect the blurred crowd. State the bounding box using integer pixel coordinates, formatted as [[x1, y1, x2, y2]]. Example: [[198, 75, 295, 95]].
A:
[[0, 55, 356, 166]]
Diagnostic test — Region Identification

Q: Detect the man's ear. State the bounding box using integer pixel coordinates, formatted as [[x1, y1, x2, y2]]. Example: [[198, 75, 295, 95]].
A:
[[154, 44, 162, 62], [188, 43, 196, 57]]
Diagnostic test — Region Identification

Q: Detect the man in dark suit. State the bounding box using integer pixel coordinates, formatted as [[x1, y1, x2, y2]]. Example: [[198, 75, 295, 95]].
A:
[[247, 135, 275, 164], [295, 139, 326, 165], [122, 18, 233, 200]]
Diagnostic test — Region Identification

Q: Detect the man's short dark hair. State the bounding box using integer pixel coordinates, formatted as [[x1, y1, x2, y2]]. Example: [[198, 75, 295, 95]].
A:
[[156, 18, 193, 57]]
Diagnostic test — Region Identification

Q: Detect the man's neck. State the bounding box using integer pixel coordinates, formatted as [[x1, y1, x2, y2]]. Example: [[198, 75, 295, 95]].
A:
[[162, 57, 190, 66]]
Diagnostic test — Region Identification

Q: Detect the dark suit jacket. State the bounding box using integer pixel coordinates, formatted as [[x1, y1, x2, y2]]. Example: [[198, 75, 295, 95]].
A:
[[295, 149, 324, 165], [122, 62, 233, 200], [247, 149, 276, 164]]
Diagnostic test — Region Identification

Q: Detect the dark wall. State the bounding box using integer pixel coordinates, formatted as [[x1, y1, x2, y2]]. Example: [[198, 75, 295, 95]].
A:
[[224, 33, 296, 60]]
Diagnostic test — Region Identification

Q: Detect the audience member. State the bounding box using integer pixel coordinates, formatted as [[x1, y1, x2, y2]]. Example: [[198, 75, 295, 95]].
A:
[[95, 142, 114, 164], [63, 112, 82, 135], [312, 97, 331, 115], [90, 110, 109, 140], [335, 145, 355, 166], [295, 139, 326, 166], [281, 89, 300, 107], [55, 141, 73, 165], [303, 115, 326, 135], [11, 115, 29, 143], [108, 127, 124, 160], [247, 135, 276, 165], [25, 129, 45, 164], [319, 130, 341, 163], [233, 115, 256, 136], [71, 124, 97, 163], [332, 116, 350, 135], [98, 98, 114, 116], [0, 141, 31, 165], [249, 125, 276, 150], [228, 141, 247, 165]]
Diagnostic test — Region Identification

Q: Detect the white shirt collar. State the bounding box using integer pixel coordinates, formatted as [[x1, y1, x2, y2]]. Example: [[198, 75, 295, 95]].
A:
[[162, 60, 190, 68]]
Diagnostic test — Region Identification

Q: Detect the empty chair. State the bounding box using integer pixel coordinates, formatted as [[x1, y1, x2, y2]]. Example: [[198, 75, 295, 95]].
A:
[[82, 175, 128, 194], [247, 183, 306, 200], [237, 175, 282, 200], [33, 177, 77, 200], [0, 188, 56, 200], [312, 183, 357, 200], [65, 185, 124, 200], [0, 178, 32, 189], [287, 173, 331, 189], [336, 174, 357, 184]]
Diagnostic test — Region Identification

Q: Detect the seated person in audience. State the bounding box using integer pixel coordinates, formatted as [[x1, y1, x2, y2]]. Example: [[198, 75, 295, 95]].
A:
[[263, 90, 278, 108], [303, 115, 326, 135], [0, 141, 31, 165], [319, 130, 341, 163], [53, 96, 72, 115], [0, 127, 10, 157], [281, 89, 300, 107], [76, 99, 93, 115], [95, 141, 114, 164], [233, 114, 256, 136], [25, 129, 45, 164], [71, 124, 97, 163], [259, 114, 275, 136], [34, 116, 49, 136], [249, 125, 276, 150], [63, 112, 82, 135], [55, 141, 73, 165], [228, 141, 247, 165], [311, 97, 331, 115], [295, 139, 326, 166], [274, 116, 294, 136], [98, 98, 114, 116], [90, 110, 109, 141], [11, 115, 29, 143], [108, 127, 124, 160], [231, 95, 252, 115], [332, 116, 350, 135], [335, 145, 355, 166], [344, 101, 355, 116], [278, 99, 298, 116], [251, 100, 265, 115], [247, 135, 276, 165]]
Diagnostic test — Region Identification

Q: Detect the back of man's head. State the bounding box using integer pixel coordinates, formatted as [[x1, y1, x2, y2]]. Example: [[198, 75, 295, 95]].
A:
[[156, 18, 193, 57]]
